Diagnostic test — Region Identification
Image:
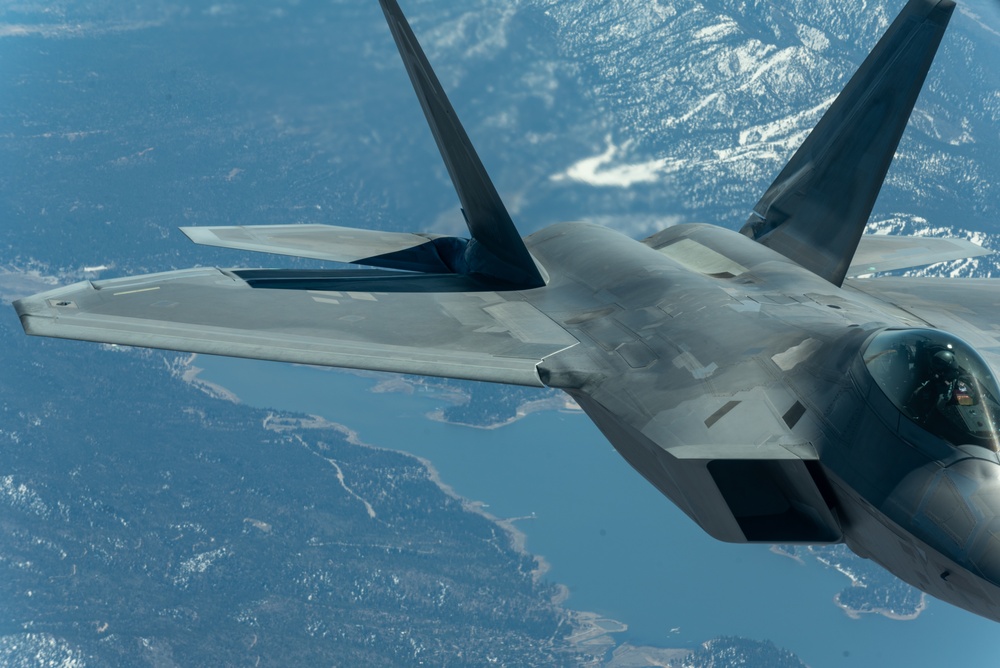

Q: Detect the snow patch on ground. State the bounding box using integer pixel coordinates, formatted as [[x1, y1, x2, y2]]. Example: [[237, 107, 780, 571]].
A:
[[0, 633, 86, 668], [551, 136, 682, 187], [0, 476, 50, 519], [796, 23, 830, 52], [691, 19, 739, 43], [173, 547, 231, 588]]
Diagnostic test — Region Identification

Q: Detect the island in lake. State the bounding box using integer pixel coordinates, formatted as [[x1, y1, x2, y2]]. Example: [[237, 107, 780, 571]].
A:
[[774, 544, 926, 621]]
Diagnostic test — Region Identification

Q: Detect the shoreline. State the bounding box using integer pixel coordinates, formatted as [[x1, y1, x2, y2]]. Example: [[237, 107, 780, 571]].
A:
[[178, 354, 629, 651], [812, 547, 927, 622], [426, 394, 582, 430], [769, 545, 805, 565], [175, 354, 241, 403], [261, 409, 554, 576], [324, 369, 582, 431], [180, 355, 557, 580], [834, 592, 927, 622]]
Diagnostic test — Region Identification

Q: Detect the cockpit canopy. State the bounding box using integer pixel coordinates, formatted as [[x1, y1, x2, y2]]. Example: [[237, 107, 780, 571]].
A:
[[863, 329, 1000, 452]]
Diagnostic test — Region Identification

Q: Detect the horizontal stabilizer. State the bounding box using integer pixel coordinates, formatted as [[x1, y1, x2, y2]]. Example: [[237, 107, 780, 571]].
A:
[[740, 0, 955, 286], [181, 224, 465, 274], [847, 234, 992, 276]]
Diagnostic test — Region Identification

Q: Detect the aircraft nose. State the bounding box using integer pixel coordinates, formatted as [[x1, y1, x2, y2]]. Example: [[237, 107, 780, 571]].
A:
[[940, 457, 1000, 586], [965, 484, 1000, 588], [880, 454, 1000, 621], [969, 520, 1000, 588]]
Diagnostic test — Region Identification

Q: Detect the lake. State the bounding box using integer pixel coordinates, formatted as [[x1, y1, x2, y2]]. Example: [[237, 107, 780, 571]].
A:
[[195, 354, 1000, 666]]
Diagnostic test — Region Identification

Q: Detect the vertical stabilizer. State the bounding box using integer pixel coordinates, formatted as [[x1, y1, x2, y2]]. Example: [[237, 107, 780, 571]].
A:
[[739, 0, 954, 286], [378, 0, 545, 288]]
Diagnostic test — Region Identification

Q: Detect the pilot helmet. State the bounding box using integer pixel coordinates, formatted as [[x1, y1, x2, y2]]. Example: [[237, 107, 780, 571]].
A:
[[932, 349, 960, 379]]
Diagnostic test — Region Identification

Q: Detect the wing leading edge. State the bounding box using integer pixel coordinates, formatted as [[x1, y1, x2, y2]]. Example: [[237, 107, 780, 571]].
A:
[[847, 234, 992, 276], [181, 224, 465, 274], [13, 0, 568, 386], [849, 277, 1000, 362]]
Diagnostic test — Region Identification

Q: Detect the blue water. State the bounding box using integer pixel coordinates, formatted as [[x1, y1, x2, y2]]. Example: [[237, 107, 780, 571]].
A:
[[195, 355, 1000, 666]]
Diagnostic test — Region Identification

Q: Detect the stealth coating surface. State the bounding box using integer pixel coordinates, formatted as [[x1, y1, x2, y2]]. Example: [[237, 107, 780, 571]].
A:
[[378, 0, 544, 287], [14, 269, 577, 387], [847, 235, 992, 276], [740, 0, 955, 286]]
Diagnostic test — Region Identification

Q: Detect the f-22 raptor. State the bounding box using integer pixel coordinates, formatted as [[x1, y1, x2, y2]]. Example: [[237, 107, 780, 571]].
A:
[[15, 0, 1000, 622]]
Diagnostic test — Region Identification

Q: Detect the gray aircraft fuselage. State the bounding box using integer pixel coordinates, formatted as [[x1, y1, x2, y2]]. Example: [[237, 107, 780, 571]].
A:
[[524, 220, 1000, 620]]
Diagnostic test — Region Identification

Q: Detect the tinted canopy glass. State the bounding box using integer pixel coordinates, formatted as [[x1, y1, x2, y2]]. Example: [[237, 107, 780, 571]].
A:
[[863, 329, 1000, 451]]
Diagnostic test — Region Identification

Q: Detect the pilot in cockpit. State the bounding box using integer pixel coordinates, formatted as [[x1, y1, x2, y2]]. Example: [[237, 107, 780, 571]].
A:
[[909, 349, 965, 420], [864, 329, 1000, 452], [907, 350, 976, 422]]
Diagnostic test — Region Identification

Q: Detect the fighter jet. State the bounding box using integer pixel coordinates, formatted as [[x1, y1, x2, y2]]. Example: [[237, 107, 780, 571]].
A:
[[14, 0, 1000, 622]]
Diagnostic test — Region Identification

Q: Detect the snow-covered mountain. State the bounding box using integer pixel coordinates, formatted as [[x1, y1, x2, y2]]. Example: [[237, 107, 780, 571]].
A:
[[391, 0, 998, 253], [3, 0, 996, 277]]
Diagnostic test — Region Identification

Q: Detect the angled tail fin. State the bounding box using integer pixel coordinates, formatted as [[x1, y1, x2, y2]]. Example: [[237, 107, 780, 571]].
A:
[[739, 0, 955, 286], [378, 0, 545, 288]]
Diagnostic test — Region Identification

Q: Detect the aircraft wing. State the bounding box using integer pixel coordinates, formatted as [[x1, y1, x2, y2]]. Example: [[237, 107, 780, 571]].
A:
[[183, 225, 442, 264], [13, 268, 579, 387], [846, 234, 992, 276], [849, 277, 1000, 359]]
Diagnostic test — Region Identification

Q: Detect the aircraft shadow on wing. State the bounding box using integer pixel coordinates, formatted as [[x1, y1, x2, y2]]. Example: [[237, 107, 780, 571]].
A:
[[15, 0, 1000, 623]]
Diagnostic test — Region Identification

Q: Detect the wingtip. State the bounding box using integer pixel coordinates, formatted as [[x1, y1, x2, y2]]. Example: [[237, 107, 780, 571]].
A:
[[178, 226, 199, 243], [12, 292, 60, 336], [179, 226, 220, 246]]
